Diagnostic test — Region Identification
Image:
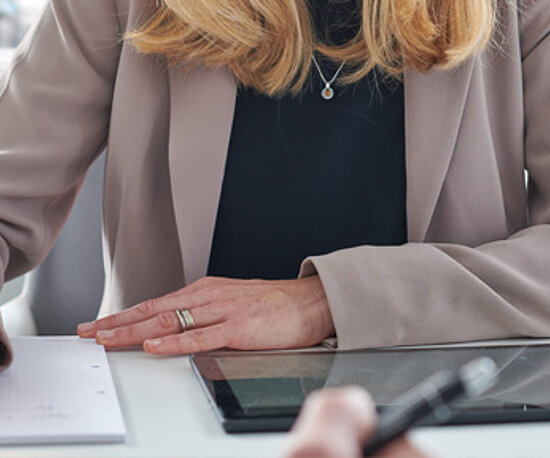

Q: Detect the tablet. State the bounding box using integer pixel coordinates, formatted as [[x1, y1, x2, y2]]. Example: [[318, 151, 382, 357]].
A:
[[190, 344, 550, 432]]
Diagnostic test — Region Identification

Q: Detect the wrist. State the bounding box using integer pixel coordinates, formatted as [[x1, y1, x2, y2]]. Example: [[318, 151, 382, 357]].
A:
[[303, 275, 335, 339]]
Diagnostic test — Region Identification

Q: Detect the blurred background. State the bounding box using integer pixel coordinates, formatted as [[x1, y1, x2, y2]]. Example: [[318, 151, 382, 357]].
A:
[[1, 0, 46, 305], [0, 0, 43, 46]]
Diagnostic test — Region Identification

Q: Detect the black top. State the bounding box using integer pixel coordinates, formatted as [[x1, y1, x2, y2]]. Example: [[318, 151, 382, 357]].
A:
[[207, 0, 406, 280]]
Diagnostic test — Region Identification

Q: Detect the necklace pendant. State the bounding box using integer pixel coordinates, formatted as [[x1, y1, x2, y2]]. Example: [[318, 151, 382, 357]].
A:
[[321, 84, 334, 100]]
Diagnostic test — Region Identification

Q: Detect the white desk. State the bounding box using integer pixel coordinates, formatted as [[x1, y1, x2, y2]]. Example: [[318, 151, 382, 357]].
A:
[[0, 347, 549, 457]]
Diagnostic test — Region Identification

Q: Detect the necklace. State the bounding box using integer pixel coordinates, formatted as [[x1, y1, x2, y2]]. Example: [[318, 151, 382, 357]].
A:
[[312, 54, 346, 100]]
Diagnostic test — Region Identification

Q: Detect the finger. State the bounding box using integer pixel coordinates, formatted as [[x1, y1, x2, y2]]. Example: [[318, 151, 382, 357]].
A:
[[287, 387, 376, 458], [77, 292, 209, 337], [77, 277, 241, 337], [96, 311, 181, 348], [295, 386, 376, 435], [96, 305, 229, 348], [77, 298, 173, 338], [143, 323, 229, 355]]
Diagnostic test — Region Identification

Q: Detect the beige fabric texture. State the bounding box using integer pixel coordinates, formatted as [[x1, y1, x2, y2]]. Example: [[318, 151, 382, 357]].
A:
[[1, 0, 550, 369]]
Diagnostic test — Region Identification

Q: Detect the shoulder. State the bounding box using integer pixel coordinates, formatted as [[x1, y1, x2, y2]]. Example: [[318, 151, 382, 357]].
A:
[[516, 0, 550, 58], [44, 0, 156, 36]]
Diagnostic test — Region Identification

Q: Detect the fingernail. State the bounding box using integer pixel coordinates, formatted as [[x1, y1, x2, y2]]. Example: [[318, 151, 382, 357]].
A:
[[146, 339, 162, 347], [96, 330, 115, 341], [78, 322, 95, 334]]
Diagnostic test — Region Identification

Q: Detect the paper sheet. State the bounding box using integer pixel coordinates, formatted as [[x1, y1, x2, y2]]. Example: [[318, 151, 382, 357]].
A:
[[0, 336, 126, 444]]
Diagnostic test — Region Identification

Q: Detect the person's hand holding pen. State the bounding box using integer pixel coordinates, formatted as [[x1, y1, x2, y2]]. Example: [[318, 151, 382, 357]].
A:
[[285, 387, 428, 458], [287, 358, 496, 457]]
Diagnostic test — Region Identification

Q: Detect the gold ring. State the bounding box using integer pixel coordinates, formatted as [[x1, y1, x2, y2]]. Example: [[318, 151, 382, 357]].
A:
[[181, 309, 196, 330]]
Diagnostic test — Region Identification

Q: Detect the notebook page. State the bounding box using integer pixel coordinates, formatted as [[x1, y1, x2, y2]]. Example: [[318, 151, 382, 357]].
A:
[[0, 336, 126, 444]]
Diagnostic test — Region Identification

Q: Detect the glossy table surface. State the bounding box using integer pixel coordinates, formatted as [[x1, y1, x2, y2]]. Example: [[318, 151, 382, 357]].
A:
[[1, 341, 550, 457]]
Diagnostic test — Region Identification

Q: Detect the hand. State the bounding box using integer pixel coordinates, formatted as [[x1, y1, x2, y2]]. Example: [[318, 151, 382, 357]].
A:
[[286, 387, 429, 458], [77, 275, 335, 354]]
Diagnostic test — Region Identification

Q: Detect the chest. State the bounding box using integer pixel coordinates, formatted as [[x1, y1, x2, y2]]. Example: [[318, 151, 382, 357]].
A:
[[105, 8, 526, 286]]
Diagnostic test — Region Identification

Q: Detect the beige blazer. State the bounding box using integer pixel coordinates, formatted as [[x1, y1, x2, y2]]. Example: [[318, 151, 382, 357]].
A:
[[1, 0, 550, 369]]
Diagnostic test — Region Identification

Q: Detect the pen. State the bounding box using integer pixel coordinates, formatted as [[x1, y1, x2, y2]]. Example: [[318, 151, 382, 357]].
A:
[[363, 356, 498, 456]]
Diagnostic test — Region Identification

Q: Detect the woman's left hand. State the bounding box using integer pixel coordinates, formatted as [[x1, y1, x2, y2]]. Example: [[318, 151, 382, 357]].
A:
[[77, 275, 335, 354]]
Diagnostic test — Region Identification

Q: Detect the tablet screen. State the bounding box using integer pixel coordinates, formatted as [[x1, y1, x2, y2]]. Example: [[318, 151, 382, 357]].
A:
[[191, 344, 550, 432]]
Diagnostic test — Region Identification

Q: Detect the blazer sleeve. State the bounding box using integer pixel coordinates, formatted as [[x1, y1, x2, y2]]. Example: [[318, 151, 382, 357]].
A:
[[0, 0, 122, 367], [299, 0, 550, 350], [0, 312, 13, 372]]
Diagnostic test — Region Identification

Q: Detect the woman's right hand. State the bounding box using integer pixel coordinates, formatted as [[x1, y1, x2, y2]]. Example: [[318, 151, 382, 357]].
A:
[[285, 386, 429, 458]]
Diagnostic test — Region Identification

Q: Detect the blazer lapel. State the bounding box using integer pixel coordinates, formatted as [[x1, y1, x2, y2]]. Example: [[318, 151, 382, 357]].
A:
[[404, 58, 475, 242], [168, 65, 237, 285]]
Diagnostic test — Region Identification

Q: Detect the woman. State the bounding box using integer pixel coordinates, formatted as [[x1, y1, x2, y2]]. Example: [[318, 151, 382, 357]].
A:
[[0, 0, 549, 361]]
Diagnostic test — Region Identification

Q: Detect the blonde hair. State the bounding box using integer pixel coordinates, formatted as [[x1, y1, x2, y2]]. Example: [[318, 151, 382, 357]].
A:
[[128, 0, 495, 97]]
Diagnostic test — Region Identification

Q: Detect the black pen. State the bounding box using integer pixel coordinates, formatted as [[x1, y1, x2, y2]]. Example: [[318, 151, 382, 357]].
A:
[[363, 356, 498, 456]]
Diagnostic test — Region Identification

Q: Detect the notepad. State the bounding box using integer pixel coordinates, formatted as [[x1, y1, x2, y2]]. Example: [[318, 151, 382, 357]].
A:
[[0, 336, 126, 444]]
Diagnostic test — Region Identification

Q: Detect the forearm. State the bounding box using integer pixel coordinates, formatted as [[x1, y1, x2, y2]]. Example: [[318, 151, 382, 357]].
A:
[[0, 0, 121, 281], [0, 258, 13, 371]]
